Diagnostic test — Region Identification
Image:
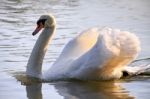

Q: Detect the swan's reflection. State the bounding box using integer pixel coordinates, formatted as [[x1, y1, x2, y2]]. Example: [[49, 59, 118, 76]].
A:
[[26, 83, 42, 99], [52, 81, 134, 99], [18, 58, 150, 99], [23, 79, 134, 99]]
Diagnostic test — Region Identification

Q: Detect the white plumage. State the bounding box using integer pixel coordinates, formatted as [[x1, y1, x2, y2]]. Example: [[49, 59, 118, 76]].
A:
[[26, 14, 148, 81], [44, 27, 140, 80]]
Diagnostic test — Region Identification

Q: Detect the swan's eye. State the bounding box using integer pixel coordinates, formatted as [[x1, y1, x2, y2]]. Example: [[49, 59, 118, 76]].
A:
[[37, 19, 47, 26]]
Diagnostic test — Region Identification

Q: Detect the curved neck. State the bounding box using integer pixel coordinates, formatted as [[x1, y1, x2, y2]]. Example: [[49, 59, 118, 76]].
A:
[[26, 26, 55, 78]]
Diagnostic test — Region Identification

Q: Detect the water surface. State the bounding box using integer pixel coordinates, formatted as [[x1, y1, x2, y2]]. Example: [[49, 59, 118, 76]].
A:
[[0, 0, 150, 99]]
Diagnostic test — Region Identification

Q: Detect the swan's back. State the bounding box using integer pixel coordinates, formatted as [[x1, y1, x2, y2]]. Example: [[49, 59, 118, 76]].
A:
[[44, 27, 140, 80]]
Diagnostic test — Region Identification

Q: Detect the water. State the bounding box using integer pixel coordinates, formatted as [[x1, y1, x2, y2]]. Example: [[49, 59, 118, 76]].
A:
[[0, 0, 150, 99]]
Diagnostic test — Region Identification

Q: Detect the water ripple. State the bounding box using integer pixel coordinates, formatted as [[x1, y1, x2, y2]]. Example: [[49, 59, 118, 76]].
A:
[[0, 0, 150, 99]]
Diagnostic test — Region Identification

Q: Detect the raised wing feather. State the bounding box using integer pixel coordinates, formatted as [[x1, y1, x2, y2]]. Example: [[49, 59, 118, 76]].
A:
[[55, 28, 100, 64]]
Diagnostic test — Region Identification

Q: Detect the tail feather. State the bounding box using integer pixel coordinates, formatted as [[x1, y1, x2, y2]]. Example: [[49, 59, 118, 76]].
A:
[[125, 58, 150, 75]]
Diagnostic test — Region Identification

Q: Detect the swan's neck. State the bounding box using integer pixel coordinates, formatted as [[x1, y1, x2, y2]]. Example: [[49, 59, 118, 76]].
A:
[[26, 26, 55, 78]]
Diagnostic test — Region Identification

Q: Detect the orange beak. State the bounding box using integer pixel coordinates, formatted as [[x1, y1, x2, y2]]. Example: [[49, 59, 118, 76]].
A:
[[32, 23, 43, 36]]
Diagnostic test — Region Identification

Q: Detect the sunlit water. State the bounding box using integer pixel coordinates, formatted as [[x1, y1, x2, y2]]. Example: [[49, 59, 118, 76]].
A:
[[0, 0, 150, 99]]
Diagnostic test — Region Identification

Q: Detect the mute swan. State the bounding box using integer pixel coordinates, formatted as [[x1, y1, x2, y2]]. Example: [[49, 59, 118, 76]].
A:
[[26, 14, 146, 81]]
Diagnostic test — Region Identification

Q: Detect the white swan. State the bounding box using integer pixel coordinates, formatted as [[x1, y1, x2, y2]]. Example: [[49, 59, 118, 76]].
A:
[[26, 14, 142, 81]]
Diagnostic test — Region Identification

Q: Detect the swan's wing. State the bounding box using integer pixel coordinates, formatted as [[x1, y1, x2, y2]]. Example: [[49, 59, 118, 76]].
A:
[[68, 28, 141, 80], [44, 28, 101, 80], [45, 27, 141, 80], [55, 28, 100, 63]]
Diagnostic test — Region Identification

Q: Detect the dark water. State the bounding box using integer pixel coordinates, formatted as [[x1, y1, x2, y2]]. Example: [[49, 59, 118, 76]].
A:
[[0, 0, 150, 99]]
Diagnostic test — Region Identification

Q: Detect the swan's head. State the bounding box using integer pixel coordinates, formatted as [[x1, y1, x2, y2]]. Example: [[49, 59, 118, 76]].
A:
[[32, 14, 56, 36]]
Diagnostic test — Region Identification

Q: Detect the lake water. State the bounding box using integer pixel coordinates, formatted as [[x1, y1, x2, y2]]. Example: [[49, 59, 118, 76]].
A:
[[0, 0, 150, 99]]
